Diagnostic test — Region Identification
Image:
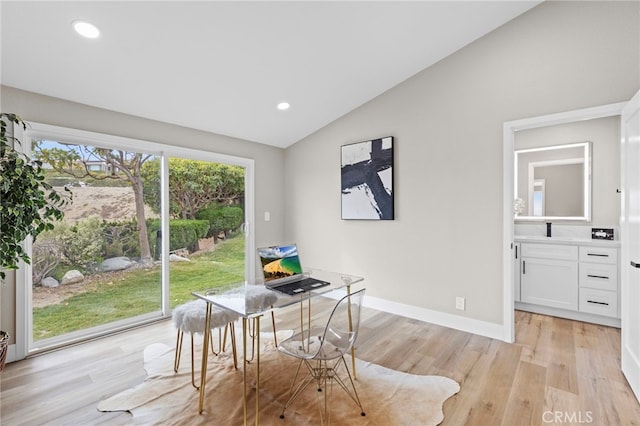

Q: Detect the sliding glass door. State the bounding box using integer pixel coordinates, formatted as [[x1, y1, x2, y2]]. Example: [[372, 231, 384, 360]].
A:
[[15, 123, 253, 355]]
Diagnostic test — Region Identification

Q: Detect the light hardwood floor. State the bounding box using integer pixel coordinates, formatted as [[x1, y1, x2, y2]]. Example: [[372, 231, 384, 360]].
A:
[[1, 301, 639, 425]]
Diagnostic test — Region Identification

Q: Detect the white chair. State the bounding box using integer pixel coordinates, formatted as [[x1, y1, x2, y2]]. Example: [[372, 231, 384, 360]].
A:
[[277, 288, 366, 423], [172, 299, 239, 389]]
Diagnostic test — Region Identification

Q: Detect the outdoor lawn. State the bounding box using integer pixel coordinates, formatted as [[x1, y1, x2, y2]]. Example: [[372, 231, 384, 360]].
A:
[[33, 236, 245, 341]]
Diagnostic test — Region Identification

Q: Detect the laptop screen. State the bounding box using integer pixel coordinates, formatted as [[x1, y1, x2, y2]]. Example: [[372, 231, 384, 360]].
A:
[[257, 244, 304, 283]]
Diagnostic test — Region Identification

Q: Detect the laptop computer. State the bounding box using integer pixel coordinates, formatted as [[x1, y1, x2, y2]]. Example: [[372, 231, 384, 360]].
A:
[[257, 243, 330, 295]]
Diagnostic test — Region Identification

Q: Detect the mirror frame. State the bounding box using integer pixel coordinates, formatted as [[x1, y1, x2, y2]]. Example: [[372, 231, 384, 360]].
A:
[[514, 141, 592, 221]]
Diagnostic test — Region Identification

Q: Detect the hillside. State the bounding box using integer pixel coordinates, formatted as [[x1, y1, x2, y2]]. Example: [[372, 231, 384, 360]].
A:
[[57, 186, 159, 223]]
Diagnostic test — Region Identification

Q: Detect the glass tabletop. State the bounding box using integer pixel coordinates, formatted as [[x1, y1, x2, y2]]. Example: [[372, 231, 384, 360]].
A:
[[192, 268, 364, 318]]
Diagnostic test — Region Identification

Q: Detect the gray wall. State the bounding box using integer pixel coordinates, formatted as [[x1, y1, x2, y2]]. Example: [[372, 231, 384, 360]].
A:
[[0, 85, 287, 342], [283, 1, 639, 325]]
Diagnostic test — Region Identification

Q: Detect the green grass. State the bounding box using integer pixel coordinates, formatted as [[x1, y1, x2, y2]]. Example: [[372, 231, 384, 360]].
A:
[[33, 236, 245, 341]]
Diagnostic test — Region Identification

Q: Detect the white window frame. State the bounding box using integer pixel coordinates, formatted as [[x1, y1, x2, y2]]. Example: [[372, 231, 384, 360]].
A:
[[12, 122, 254, 357]]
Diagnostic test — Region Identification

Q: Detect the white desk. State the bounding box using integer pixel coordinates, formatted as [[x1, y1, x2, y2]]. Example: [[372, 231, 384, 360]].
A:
[[193, 269, 364, 425]]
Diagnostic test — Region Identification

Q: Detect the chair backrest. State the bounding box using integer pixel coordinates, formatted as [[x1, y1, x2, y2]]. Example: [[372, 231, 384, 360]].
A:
[[317, 288, 366, 358]]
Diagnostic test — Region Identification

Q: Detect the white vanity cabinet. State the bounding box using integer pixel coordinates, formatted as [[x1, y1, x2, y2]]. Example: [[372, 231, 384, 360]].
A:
[[579, 246, 618, 317], [520, 243, 578, 310], [515, 236, 620, 327]]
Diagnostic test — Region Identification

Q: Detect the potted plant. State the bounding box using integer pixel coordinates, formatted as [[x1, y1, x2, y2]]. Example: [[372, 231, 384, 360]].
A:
[[0, 113, 69, 371]]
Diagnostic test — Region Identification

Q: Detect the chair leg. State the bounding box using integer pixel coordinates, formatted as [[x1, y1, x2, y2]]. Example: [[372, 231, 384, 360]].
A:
[[280, 357, 365, 421], [245, 318, 257, 363], [229, 322, 238, 369], [280, 359, 317, 419], [222, 323, 229, 351], [330, 356, 365, 416], [271, 310, 278, 347], [190, 333, 199, 390], [209, 327, 223, 356], [174, 329, 184, 373]]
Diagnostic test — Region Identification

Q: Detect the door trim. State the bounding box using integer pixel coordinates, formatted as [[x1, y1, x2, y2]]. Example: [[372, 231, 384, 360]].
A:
[[502, 102, 626, 342]]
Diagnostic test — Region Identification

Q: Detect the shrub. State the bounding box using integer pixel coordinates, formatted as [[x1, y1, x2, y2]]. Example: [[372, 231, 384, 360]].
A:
[[57, 219, 105, 271], [147, 219, 210, 254], [32, 233, 63, 285], [102, 220, 140, 258], [32, 218, 105, 279], [196, 204, 244, 241]]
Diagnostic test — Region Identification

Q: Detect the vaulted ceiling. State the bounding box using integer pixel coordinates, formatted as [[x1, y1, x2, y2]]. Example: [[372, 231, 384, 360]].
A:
[[1, 1, 540, 148]]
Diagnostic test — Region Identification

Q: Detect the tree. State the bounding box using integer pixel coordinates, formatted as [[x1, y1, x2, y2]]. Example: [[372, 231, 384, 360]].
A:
[[36, 144, 155, 267], [141, 158, 244, 219], [0, 113, 69, 279]]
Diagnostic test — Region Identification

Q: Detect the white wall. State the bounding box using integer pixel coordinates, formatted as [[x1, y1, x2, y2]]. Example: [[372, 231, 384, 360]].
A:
[[0, 85, 287, 342], [283, 1, 639, 331]]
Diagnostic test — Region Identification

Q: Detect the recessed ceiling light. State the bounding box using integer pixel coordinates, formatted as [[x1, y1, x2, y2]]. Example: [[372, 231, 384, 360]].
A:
[[72, 20, 100, 39], [277, 102, 290, 111]]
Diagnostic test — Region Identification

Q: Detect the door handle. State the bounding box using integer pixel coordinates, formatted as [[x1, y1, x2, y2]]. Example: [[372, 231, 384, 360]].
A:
[[632, 261, 640, 268], [522, 260, 525, 275]]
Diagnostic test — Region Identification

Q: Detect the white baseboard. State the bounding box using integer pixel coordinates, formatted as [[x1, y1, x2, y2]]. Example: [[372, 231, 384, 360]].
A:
[[5, 343, 16, 364], [324, 289, 507, 342]]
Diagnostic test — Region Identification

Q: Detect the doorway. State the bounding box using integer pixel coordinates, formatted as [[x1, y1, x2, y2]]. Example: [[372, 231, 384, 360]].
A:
[[502, 102, 626, 342]]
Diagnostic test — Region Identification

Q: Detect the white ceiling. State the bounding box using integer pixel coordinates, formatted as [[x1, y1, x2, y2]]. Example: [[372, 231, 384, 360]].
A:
[[1, 1, 539, 148]]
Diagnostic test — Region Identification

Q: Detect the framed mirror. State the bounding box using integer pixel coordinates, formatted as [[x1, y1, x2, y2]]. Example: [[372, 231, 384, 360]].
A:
[[514, 142, 591, 221]]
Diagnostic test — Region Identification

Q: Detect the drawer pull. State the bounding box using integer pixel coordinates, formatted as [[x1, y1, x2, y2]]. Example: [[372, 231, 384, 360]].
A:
[[587, 253, 609, 257], [632, 261, 640, 268], [587, 274, 609, 280], [587, 300, 609, 306]]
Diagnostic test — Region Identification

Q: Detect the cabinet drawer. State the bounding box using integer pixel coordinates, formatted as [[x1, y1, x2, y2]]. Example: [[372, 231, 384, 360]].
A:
[[521, 243, 578, 261], [579, 263, 617, 291], [579, 246, 617, 264], [579, 288, 618, 318]]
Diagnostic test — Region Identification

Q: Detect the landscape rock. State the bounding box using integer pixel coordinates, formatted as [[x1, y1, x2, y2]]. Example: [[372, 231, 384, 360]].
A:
[[42, 277, 60, 288], [170, 254, 191, 262], [101, 256, 136, 272], [61, 270, 84, 285]]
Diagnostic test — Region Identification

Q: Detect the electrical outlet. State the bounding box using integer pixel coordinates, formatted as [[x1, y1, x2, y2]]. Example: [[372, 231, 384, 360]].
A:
[[264, 211, 271, 221], [455, 297, 465, 311]]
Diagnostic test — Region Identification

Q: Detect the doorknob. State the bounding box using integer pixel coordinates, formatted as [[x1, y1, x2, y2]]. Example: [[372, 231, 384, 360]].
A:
[[632, 261, 640, 268]]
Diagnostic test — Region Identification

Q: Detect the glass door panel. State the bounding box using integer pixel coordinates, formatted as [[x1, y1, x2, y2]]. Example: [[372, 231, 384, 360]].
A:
[[157, 157, 246, 308], [30, 139, 163, 348]]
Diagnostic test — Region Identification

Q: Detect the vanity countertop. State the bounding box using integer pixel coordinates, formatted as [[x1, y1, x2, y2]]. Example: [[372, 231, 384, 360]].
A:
[[515, 235, 621, 247]]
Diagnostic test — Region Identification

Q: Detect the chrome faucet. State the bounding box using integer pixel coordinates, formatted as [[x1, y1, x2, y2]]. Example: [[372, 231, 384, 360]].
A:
[[546, 222, 552, 237]]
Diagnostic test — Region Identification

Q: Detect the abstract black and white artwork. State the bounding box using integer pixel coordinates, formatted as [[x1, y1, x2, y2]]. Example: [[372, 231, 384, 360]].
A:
[[341, 136, 394, 220]]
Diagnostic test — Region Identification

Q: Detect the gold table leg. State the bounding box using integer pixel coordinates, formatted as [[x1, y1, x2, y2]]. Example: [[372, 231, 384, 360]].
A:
[[242, 317, 248, 426], [241, 316, 261, 426], [347, 284, 357, 380], [255, 315, 260, 426], [198, 302, 213, 414]]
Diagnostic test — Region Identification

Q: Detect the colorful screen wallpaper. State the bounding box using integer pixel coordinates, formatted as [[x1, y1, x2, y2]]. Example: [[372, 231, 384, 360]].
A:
[[258, 244, 304, 282]]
